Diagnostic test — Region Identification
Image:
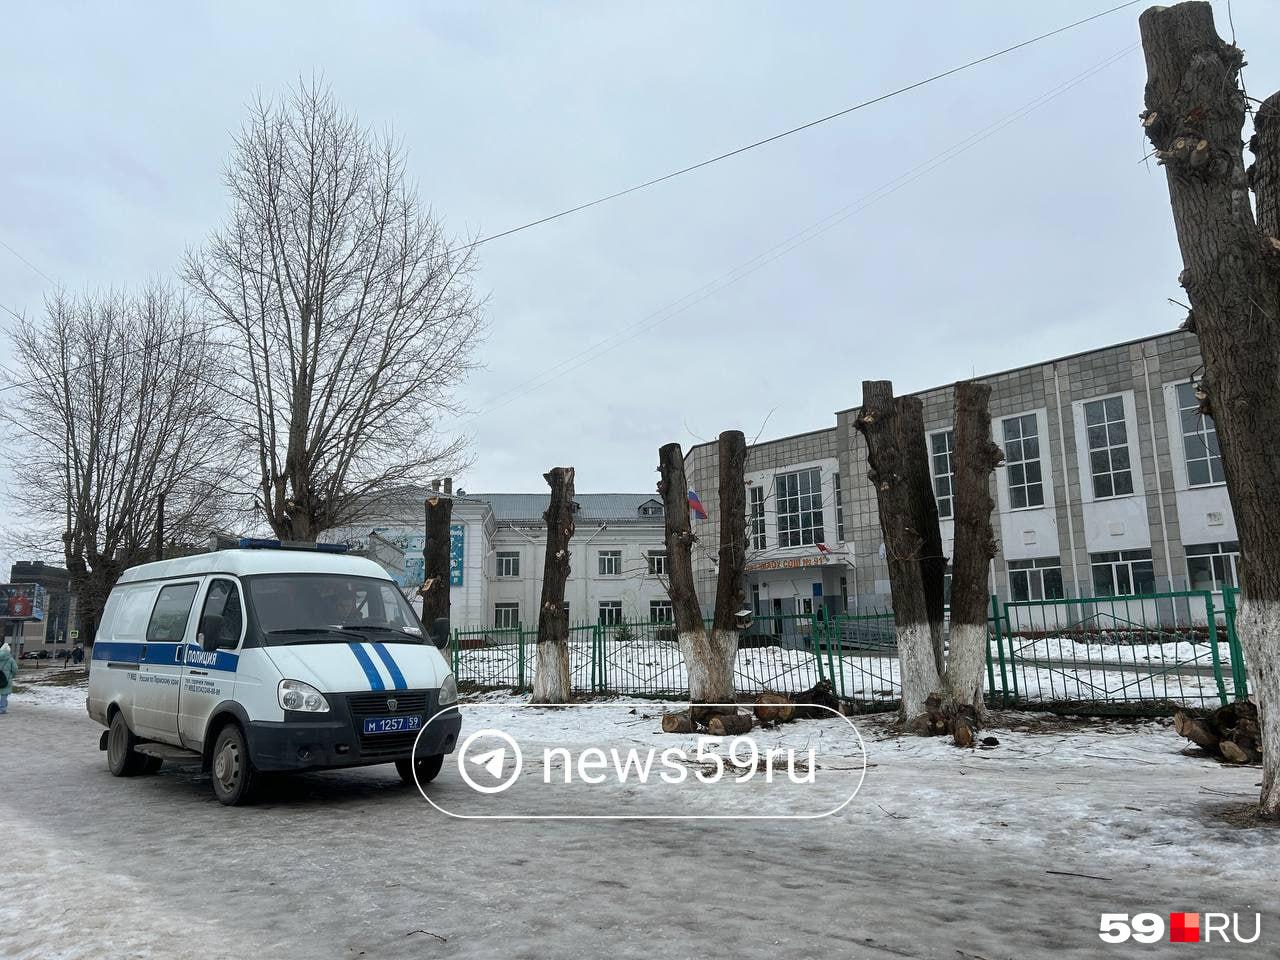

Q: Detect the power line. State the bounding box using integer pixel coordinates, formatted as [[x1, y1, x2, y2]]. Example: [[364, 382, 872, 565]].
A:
[[0, 238, 61, 289], [454, 0, 1142, 253], [457, 44, 1138, 427]]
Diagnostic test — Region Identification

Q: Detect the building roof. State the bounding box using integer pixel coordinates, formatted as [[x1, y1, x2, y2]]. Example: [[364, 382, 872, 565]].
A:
[[685, 327, 1188, 455], [465, 493, 663, 523]]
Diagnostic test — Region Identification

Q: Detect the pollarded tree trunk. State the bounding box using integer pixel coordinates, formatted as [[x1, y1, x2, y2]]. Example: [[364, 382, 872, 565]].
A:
[[531, 467, 575, 703], [1140, 1, 1280, 816], [943, 381, 1002, 714], [708, 431, 748, 702], [658, 441, 728, 709], [420, 495, 452, 635], [896, 396, 948, 674], [856, 381, 940, 724]]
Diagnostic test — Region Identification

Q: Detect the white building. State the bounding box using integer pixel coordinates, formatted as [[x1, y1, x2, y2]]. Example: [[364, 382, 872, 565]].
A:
[[348, 490, 674, 630]]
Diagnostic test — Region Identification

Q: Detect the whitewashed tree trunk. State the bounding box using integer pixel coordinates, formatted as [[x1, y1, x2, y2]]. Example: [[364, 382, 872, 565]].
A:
[[530, 467, 575, 705], [1237, 601, 1280, 813], [898, 623, 941, 721]]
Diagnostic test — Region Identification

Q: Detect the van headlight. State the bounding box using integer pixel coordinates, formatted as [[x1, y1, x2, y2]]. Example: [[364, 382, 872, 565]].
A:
[[278, 679, 330, 713], [438, 673, 458, 706]]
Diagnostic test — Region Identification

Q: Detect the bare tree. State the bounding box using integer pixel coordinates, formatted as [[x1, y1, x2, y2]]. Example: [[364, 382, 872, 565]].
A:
[[1139, 1, 1280, 815], [657, 432, 747, 712], [420, 493, 453, 631], [943, 382, 1002, 718], [185, 80, 486, 541], [856, 381, 938, 723], [0, 286, 237, 644], [531, 467, 575, 704]]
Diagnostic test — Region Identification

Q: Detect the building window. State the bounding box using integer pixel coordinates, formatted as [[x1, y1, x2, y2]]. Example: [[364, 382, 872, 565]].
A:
[[1090, 549, 1154, 597], [495, 551, 520, 578], [494, 603, 520, 629], [598, 550, 622, 576], [649, 599, 673, 623], [1008, 557, 1064, 602], [748, 485, 766, 551], [639, 502, 665, 518], [1185, 541, 1239, 592], [1176, 382, 1224, 486], [598, 600, 623, 625], [1002, 413, 1045, 509], [775, 467, 824, 547], [1084, 396, 1133, 498], [646, 550, 667, 576], [834, 472, 845, 542], [930, 430, 955, 519]]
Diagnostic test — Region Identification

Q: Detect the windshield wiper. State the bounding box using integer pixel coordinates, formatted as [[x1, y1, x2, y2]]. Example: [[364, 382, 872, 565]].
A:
[[267, 627, 369, 643], [340, 624, 422, 642]]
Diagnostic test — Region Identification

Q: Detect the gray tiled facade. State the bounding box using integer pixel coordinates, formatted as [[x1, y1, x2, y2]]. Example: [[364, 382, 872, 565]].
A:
[[684, 329, 1238, 617]]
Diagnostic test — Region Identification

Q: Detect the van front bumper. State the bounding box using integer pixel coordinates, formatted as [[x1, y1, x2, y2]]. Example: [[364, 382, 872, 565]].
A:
[[246, 693, 461, 772]]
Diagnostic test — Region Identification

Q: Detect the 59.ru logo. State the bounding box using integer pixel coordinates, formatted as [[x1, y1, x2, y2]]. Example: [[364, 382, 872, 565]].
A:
[[1099, 912, 1261, 944]]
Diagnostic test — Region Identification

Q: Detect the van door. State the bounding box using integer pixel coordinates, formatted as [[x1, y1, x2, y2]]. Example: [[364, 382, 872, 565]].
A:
[[178, 577, 245, 749], [134, 581, 201, 743]]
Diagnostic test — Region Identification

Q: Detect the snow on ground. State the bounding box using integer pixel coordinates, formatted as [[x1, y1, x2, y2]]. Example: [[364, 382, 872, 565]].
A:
[[4, 686, 1279, 958]]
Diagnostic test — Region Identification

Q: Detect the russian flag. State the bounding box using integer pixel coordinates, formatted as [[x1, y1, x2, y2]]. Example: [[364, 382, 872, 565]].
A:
[[687, 490, 708, 520], [816, 542, 832, 554]]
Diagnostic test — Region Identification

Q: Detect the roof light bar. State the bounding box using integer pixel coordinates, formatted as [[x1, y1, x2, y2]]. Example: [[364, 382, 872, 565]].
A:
[[237, 538, 349, 554]]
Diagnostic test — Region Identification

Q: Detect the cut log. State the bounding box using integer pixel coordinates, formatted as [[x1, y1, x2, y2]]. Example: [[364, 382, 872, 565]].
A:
[[754, 692, 795, 726], [707, 713, 754, 737], [661, 711, 693, 734], [791, 679, 843, 719], [689, 703, 737, 726], [1173, 709, 1221, 751], [1219, 740, 1251, 764]]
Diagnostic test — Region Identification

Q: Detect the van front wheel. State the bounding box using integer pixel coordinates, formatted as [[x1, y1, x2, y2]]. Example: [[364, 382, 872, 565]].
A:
[[211, 724, 258, 806], [107, 712, 147, 777], [396, 754, 444, 786]]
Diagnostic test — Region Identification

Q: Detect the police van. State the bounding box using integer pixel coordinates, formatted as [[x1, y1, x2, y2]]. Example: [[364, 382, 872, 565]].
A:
[[86, 541, 461, 805]]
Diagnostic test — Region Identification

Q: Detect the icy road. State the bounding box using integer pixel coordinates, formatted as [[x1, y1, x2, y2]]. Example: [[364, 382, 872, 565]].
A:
[[3, 681, 1279, 959]]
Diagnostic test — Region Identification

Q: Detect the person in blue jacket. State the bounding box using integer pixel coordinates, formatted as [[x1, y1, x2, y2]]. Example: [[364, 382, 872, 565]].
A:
[[0, 640, 17, 714]]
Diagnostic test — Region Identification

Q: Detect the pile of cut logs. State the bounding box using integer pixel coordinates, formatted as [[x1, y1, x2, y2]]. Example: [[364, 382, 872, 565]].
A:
[[660, 681, 846, 734], [1172, 700, 1262, 763]]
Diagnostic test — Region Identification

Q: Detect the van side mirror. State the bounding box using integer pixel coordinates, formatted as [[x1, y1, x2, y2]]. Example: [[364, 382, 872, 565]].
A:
[[431, 617, 450, 650], [199, 614, 225, 652]]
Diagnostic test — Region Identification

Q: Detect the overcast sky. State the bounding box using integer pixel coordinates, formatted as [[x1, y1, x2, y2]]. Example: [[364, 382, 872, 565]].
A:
[[2, 1, 1278, 568]]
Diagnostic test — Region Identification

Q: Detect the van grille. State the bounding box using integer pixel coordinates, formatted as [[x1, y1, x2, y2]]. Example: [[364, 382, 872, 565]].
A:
[[345, 690, 434, 760], [347, 691, 430, 716]]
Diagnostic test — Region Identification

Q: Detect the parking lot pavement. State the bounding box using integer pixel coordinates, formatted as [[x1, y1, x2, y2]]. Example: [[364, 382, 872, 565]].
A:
[[4, 698, 1279, 959]]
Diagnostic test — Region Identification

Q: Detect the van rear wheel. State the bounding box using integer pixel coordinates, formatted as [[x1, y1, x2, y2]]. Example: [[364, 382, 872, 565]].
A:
[[396, 754, 444, 786], [211, 724, 258, 806], [107, 712, 147, 777]]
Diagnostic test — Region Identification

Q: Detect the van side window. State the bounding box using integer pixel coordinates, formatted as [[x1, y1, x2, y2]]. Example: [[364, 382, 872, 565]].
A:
[[146, 583, 199, 643], [200, 579, 244, 648]]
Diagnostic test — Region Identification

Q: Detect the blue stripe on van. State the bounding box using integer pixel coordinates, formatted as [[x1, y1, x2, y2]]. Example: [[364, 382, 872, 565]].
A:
[[347, 642, 385, 691], [89, 641, 239, 672], [370, 643, 407, 690]]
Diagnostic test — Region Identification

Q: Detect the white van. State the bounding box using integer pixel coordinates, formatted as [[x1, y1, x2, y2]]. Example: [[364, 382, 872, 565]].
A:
[[86, 542, 461, 805]]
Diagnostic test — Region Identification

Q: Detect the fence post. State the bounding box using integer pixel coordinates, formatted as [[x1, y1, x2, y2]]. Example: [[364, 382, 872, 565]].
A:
[[819, 610, 840, 696], [985, 595, 998, 707], [990, 594, 1011, 707], [596, 623, 606, 693], [1203, 593, 1227, 707], [1222, 586, 1249, 700], [810, 612, 827, 684], [517, 627, 525, 691]]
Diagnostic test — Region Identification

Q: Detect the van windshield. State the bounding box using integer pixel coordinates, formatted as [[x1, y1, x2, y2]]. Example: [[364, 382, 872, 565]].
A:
[[245, 574, 424, 644]]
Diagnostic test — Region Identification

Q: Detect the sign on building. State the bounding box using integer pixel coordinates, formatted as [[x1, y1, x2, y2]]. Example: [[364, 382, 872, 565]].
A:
[[450, 524, 465, 586], [0, 583, 47, 620]]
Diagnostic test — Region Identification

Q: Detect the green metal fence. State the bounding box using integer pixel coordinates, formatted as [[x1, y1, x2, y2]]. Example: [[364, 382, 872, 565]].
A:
[[449, 588, 1250, 715], [991, 589, 1246, 713]]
